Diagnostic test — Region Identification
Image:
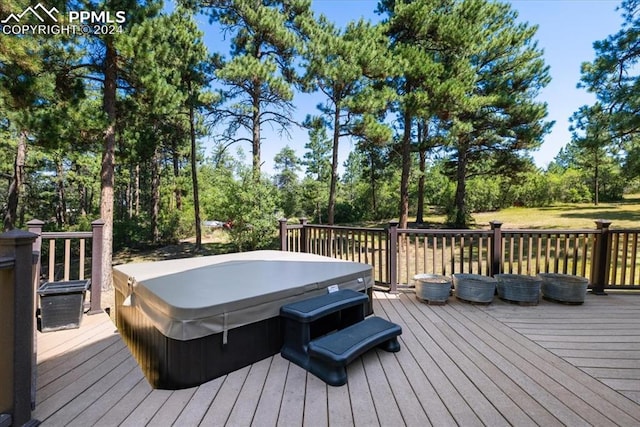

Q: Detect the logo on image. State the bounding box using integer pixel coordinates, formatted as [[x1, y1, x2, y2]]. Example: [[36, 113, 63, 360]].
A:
[[1, 3, 126, 35]]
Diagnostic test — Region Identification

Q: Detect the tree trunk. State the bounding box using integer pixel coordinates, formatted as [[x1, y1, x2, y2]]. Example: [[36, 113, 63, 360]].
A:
[[252, 86, 261, 181], [399, 112, 412, 229], [594, 148, 599, 206], [454, 138, 469, 228], [189, 97, 202, 250], [100, 37, 117, 290], [416, 120, 428, 225], [369, 150, 377, 216], [56, 157, 67, 227], [416, 148, 426, 224], [328, 103, 340, 225], [3, 130, 27, 231], [126, 166, 132, 219], [151, 146, 161, 244], [172, 141, 183, 211], [79, 182, 87, 217], [135, 163, 140, 216]]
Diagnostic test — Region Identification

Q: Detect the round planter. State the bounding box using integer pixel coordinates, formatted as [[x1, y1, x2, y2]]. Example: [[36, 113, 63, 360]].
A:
[[414, 274, 451, 304], [495, 274, 542, 305], [538, 273, 589, 304], [453, 274, 496, 304]]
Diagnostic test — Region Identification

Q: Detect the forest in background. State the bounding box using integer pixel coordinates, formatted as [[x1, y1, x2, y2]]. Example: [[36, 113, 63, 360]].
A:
[[2, 0, 640, 281]]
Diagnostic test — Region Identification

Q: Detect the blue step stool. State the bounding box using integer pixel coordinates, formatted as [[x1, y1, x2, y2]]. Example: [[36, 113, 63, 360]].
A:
[[308, 316, 401, 386], [280, 289, 368, 369], [280, 289, 402, 386]]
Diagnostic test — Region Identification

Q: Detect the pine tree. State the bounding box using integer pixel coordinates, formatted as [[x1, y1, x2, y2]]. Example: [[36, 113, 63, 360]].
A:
[[302, 116, 332, 182], [378, 0, 446, 228], [381, 0, 550, 228], [273, 145, 301, 217], [579, 0, 640, 184], [192, 0, 311, 180], [443, 0, 551, 227], [122, 8, 216, 248], [299, 16, 393, 224]]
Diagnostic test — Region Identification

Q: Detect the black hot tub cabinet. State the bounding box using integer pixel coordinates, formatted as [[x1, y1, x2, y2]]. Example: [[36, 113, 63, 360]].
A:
[[112, 250, 373, 389]]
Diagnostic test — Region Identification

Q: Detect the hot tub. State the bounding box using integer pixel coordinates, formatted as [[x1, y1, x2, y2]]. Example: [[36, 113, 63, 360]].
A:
[[112, 250, 373, 389]]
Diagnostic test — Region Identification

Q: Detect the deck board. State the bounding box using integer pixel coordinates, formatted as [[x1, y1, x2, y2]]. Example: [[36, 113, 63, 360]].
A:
[[251, 356, 287, 427], [32, 291, 640, 426]]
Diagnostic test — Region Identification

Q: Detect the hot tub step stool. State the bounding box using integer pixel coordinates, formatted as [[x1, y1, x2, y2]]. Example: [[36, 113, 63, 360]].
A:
[[280, 289, 368, 368], [308, 316, 401, 386], [280, 289, 401, 386]]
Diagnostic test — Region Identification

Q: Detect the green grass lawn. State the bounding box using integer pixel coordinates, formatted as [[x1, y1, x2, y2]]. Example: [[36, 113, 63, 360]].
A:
[[473, 194, 640, 229], [406, 194, 640, 230]]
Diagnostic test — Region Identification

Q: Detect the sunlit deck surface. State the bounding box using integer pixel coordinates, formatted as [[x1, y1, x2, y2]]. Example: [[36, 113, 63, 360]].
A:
[[34, 291, 640, 426]]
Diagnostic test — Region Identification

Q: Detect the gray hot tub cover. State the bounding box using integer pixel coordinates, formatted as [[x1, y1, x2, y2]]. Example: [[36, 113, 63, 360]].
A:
[[113, 250, 372, 341]]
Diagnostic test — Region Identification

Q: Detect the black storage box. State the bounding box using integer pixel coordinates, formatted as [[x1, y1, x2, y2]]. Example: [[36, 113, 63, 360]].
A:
[[37, 280, 90, 332]]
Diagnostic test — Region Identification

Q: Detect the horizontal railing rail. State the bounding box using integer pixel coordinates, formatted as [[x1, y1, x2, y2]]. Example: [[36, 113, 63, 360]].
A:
[[280, 219, 639, 294]]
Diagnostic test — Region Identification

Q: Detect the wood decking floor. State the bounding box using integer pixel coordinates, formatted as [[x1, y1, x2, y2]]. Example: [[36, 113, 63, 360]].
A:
[[33, 291, 640, 426]]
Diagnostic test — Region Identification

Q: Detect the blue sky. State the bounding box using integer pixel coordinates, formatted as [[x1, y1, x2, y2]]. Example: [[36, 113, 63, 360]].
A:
[[195, 0, 624, 174]]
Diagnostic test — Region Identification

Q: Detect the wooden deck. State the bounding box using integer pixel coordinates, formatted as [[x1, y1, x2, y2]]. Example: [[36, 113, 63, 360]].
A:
[[33, 291, 640, 426]]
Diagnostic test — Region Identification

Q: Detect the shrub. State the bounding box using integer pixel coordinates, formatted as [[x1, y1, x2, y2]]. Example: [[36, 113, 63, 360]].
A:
[[219, 172, 279, 251]]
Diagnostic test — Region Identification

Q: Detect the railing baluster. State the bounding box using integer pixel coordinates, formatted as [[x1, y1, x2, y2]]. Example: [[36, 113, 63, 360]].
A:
[[64, 239, 71, 281], [478, 236, 484, 275], [534, 234, 540, 274], [572, 234, 579, 276], [562, 234, 569, 274], [422, 235, 428, 275], [459, 235, 464, 274], [79, 239, 85, 280], [630, 232, 638, 285], [414, 234, 419, 280], [581, 234, 589, 277], [611, 233, 620, 285], [467, 235, 473, 274], [621, 232, 629, 285], [450, 235, 455, 275], [377, 231, 382, 283], [517, 234, 523, 275], [48, 239, 55, 282], [441, 236, 446, 276], [508, 235, 514, 274], [431, 236, 436, 274]]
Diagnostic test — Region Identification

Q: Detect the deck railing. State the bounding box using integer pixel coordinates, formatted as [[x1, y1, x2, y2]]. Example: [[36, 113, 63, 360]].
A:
[[282, 221, 390, 284], [27, 219, 105, 314], [279, 219, 640, 293], [1, 220, 104, 425]]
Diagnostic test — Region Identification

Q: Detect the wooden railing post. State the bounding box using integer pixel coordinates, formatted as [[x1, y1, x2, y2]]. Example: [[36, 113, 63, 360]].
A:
[[27, 220, 44, 290], [490, 221, 503, 277], [299, 218, 308, 253], [0, 230, 38, 427], [591, 220, 612, 295], [89, 219, 105, 314], [26, 219, 43, 413], [388, 221, 399, 294], [279, 218, 288, 251]]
